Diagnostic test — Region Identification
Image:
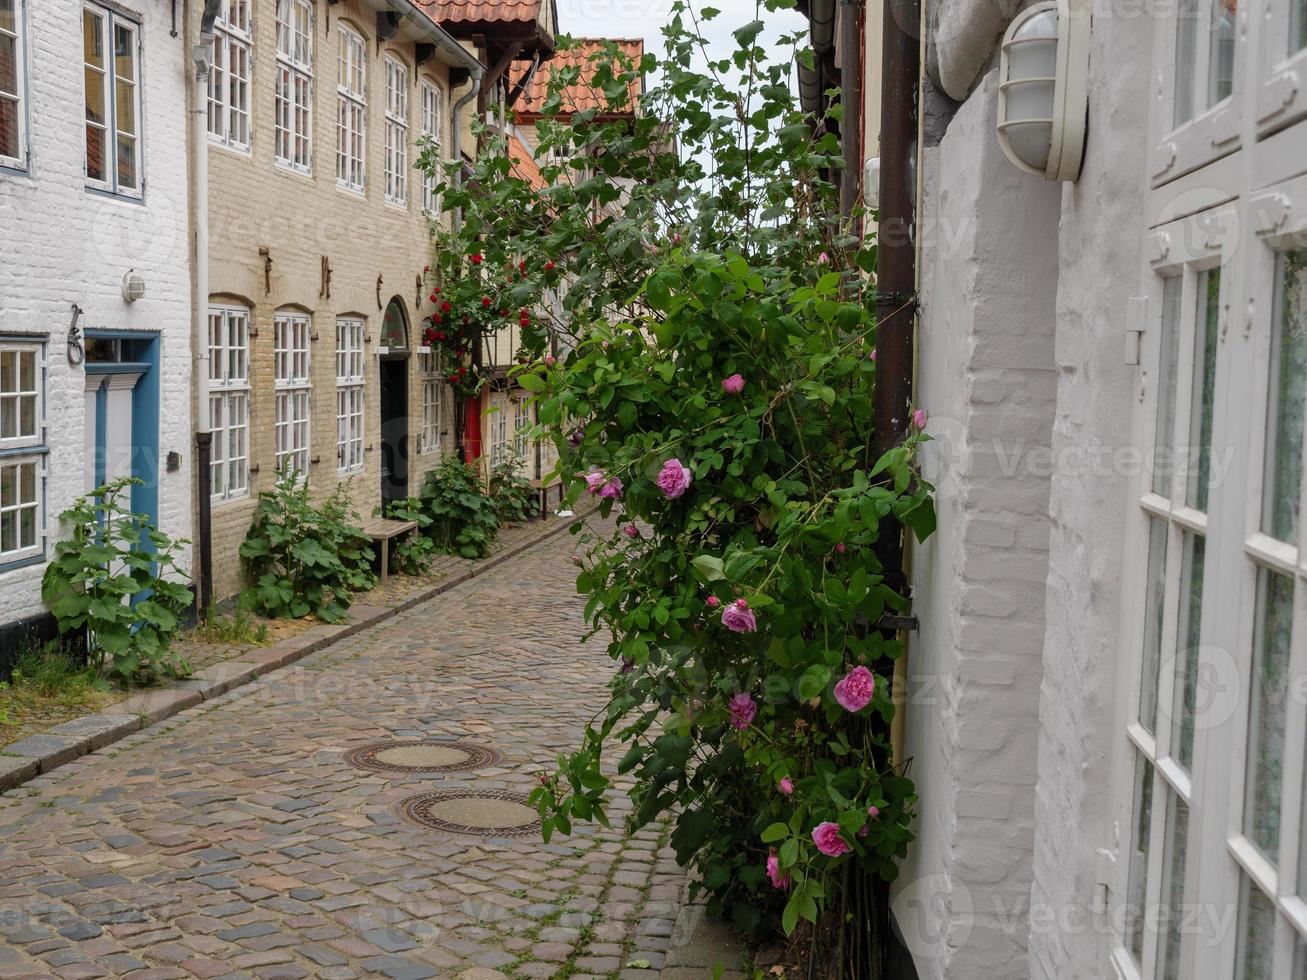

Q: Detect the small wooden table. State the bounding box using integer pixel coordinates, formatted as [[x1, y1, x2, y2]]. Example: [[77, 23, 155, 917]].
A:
[[530, 480, 564, 519], [360, 517, 419, 583]]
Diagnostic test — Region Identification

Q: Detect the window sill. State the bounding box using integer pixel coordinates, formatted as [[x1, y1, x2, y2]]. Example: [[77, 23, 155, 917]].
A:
[[212, 492, 253, 507], [274, 160, 314, 181], [0, 551, 47, 574], [85, 184, 145, 205], [209, 138, 252, 157], [335, 181, 366, 197]]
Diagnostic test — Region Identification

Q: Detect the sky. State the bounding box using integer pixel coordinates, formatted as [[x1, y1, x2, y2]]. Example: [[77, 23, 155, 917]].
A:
[[551, 0, 808, 68]]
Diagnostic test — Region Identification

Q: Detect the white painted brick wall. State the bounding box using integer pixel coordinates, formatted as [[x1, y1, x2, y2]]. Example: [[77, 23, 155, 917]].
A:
[[894, 70, 1061, 980], [0, 0, 192, 625]]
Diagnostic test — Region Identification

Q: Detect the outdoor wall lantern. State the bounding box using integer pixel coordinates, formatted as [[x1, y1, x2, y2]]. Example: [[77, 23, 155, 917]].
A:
[[996, 0, 1090, 182], [121, 270, 146, 303]]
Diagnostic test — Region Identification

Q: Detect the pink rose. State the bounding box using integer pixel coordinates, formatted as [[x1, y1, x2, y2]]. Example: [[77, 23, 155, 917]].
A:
[[622, 524, 639, 538], [778, 777, 794, 795], [545, 354, 557, 366], [818, 251, 830, 264], [833, 666, 876, 713], [584, 470, 607, 494], [721, 374, 745, 394], [867, 805, 880, 818], [728, 693, 757, 731], [656, 458, 693, 499], [858, 825, 869, 838], [870, 347, 877, 362], [766, 852, 790, 890], [811, 822, 849, 858], [835, 542, 846, 554], [705, 595, 720, 608], [912, 408, 927, 430], [721, 602, 757, 633], [599, 477, 623, 500]]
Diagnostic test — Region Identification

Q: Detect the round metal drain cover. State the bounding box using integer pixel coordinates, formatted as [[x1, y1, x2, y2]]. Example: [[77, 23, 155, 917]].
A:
[[397, 792, 542, 837], [344, 740, 501, 774]]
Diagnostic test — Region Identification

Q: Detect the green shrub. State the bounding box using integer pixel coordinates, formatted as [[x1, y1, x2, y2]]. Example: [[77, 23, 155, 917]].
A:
[[41, 477, 193, 682], [11, 642, 104, 699], [239, 473, 376, 623], [490, 452, 538, 525], [418, 457, 500, 558], [383, 497, 438, 575], [193, 601, 270, 646]]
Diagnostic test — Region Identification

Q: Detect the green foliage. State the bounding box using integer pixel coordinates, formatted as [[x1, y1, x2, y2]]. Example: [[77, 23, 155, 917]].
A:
[[40, 478, 193, 683], [490, 451, 538, 525], [384, 497, 439, 575], [10, 642, 105, 699], [193, 601, 269, 646], [239, 473, 376, 623], [417, 457, 500, 559], [423, 0, 935, 940]]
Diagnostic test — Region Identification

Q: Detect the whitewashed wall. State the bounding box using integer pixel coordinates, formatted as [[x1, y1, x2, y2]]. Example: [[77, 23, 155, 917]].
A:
[[0, 0, 193, 625]]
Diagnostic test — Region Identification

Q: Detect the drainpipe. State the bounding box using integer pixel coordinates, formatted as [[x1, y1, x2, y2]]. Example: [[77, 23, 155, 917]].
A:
[[192, 0, 221, 615], [451, 63, 485, 463], [838, 0, 863, 220]]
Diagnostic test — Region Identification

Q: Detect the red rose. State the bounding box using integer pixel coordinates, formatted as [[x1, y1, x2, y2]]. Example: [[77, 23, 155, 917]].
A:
[[432, 313, 443, 324], [435, 331, 446, 341], [518, 261, 526, 273], [471, 253, 483, 265], [519, 307, 528, 316], [458, 366, 467, 376], [545, 261, 555, 271], [440, 300, 451, 313], [428, 293, 438, 303], [482, 297, 491, 308], [433, 286, 441, 295]]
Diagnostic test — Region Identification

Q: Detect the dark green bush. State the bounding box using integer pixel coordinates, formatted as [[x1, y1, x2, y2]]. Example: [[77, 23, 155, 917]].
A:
[[490, 452, 538, 525], [418, 457, 500, 558]]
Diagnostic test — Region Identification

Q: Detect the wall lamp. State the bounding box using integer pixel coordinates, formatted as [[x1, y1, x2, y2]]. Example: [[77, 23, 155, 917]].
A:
[[996, 0, 1090, 182]]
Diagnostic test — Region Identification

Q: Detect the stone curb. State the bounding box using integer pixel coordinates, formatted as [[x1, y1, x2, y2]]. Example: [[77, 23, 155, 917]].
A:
[[0, 511, 586, 796]]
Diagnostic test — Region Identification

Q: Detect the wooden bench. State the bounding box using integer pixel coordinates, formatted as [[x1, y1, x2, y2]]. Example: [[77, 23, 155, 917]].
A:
[[359, 517, 419, 584], [530, 480, 566, 519]]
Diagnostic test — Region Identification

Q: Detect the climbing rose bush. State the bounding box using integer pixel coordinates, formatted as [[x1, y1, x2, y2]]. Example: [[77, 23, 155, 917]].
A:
[[421, 0, 936, 944]]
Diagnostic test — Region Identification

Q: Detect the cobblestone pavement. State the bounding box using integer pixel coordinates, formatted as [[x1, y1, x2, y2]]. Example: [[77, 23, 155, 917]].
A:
[[0, 521, 695, 980]]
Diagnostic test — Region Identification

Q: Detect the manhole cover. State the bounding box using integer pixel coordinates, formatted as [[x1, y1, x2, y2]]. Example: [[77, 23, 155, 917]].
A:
[[397, 792, 542, 836], [343, 740, 501, 774]]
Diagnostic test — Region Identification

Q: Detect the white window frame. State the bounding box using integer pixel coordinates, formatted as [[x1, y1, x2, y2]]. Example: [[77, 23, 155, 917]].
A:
[[419, 77, 445, 215], [335, 23, 366, 193], [274, 311, 311, 477], [1257, 0, 1307, 135], [0, 341, 44, 567], [418, 351, 444, 454], [489, 404, 508, 465], [207, 0, 251, 152], [209, 306, 250, 503], [82, 2, 142, 197], [0, 0, 29, 171], [274, 0, 313, 173], [383, 55, 409, 207], [335, 317, 364, 474], [513, 397, 532, 466]]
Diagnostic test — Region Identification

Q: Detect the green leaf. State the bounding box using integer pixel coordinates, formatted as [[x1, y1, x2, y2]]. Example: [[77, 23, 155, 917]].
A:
[[761, 822, 789, 843]]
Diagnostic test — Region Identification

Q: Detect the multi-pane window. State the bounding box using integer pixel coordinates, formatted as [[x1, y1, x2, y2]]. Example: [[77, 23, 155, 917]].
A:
[[207, 1, 250, 150], [514, 398, 532, 467], [274, 311, 311, 475], [335, 24, 366, 192], [420, 79, 444, 214], [274, 0, 313, 172], [0, 0, 27, 169], [83, 4, 142, 196], [0, 343, 43, 564], [1172, 0, 1236, 129], [335, 317, 364, 473], [489, 405, 509, 464], [208, 306, 250, 502], [383, 57, 409, 206], [418, 352, 444, 455]]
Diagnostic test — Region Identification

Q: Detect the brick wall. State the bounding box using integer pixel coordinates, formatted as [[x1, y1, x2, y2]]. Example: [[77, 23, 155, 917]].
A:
[[0, 0, 192, 625]]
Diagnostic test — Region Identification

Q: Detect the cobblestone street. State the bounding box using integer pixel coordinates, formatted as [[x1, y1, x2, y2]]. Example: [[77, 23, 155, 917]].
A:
[[0, 524, 706, 980]]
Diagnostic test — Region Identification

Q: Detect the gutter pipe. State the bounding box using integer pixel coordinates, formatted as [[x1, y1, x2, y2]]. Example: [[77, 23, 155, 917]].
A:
[[192, 0, 221, 615], [451, 63, 486, 462]]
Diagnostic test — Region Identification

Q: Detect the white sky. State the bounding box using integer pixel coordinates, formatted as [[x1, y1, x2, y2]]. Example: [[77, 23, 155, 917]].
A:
[[552, 0, 808, 67]]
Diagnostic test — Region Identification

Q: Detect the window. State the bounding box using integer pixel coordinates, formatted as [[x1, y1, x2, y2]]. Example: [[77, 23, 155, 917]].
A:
[[420, 79, 444, 214], [274, 0, 313, 172], [419, 352, 444, 455], [83, 3, 141, 196], [335, 24, 365, 192], [514, 398, 532, 467], [383, 57, 408, 206], [274, 311, 311, 475], [0, 0, 27, 169], [335, 317, 364, 473], [209, 306, 250, 502], [489, 405, 508, 464], [0, 343, 43, 565], [208, 1, 250, 150]]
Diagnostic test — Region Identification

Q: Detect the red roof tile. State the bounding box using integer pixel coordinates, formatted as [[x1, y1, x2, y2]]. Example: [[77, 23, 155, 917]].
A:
[[415, 0, 544, 28], [507, 134, 546, 189], [512, 38, 644, 119]]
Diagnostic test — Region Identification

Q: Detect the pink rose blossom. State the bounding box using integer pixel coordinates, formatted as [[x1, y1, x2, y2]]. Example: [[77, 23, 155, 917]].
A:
[[585, 470, 607, 494], [835, 542, 846, 554], [867, 805, 880, 818], [766, 852, 791, 890], [858, 825, 869, 838], [728, 693, 757, 731], [912, 408, 927, 430], [721, 374, 745, 394], [811, 822, 849, 857], [833, 666, 876, 713], [706, 595, 720, 608], [818, 251, 830, 264], [622, 524, 640, 538], [598, 477, 623, 500], [656, 458, 693, 499], [778, 777, 794, 795], [545, 354, 557, 366], [870, 347, 877, 362], [721, 602, 757, 633]]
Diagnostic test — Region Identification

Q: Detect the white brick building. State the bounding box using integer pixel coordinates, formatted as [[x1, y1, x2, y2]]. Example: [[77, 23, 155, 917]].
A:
[[0, 0, 193, 649], [876, 0, 1307, 975]]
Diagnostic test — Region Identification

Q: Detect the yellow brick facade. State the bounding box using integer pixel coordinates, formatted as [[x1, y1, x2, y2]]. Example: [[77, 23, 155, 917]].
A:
[[193, 0, 472, 601]]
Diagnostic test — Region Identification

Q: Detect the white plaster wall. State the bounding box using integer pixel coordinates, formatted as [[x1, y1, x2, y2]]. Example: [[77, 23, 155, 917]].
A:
[[1026, 7, 1153, 977], [894, 70, 1061, 980], [0, 0, 193, 624]]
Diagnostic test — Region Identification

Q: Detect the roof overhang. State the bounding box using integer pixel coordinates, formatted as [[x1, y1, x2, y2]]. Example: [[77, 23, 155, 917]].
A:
[[357, 0, 486, 73]]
